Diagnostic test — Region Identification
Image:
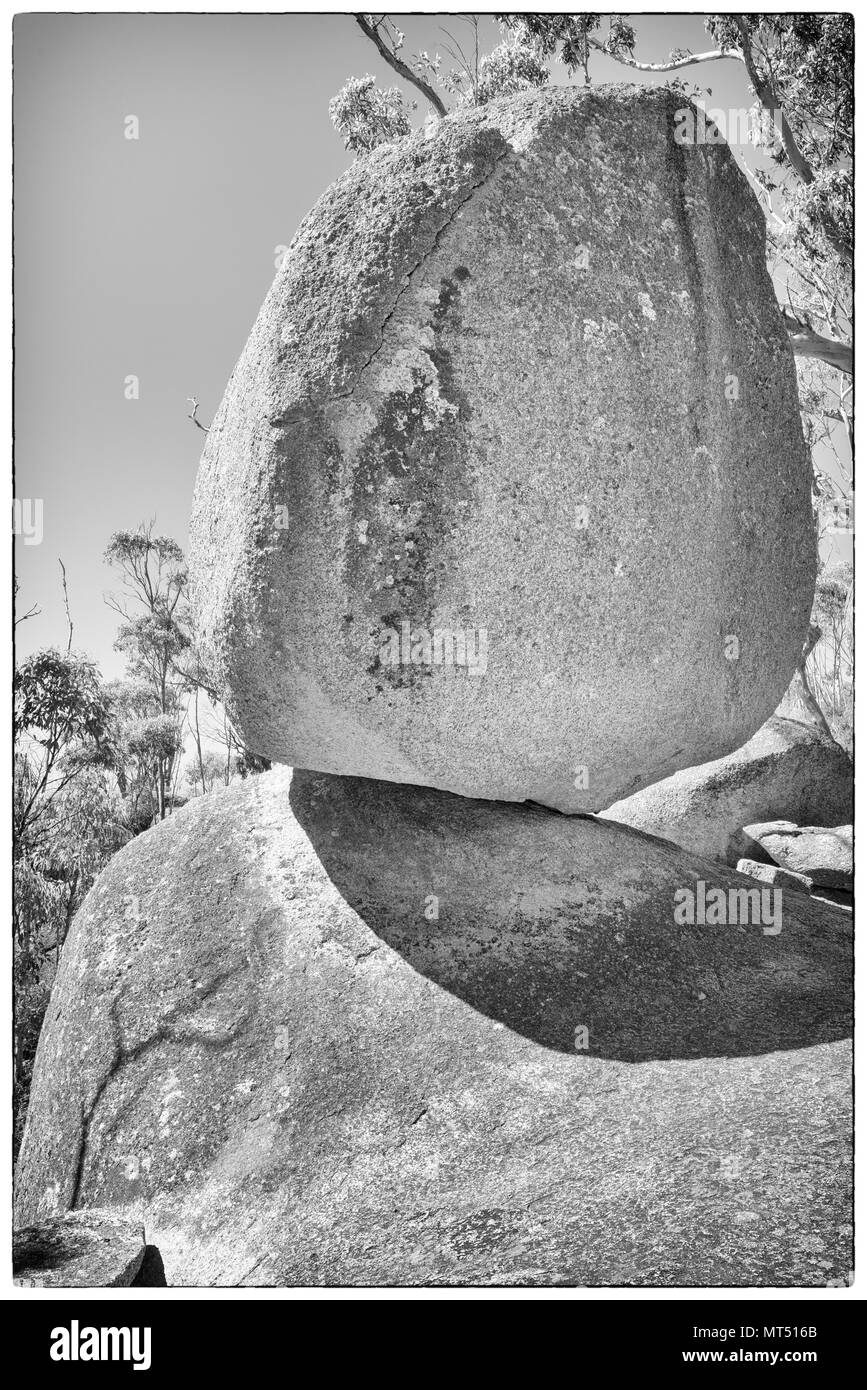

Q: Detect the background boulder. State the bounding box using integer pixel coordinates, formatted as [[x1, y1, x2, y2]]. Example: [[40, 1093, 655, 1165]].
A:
[[602, 716, 852, 863], [15, 770, 852, 1286], [737, 821, 853, 891], [189, 85, 814, 812], [735, 859, 812, 894]]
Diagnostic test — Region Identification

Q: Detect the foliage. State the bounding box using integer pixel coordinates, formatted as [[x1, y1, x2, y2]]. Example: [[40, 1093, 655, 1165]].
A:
[[184, 747, 226, 793], [499, 13, 604, 75], [13, 966, 50, 1157], [13, 648, 127, 1155], [234, 749, 272, 779], [124, 712, 184, 765], [13, 764, 128, 1156], [331, 20, 550, 148], [105, 523, 189, 822], [808, 559, 853, 754], [725, 15, 853, 522], [462, 34, 548, 106], [14, 649, 115, 853], [14, 648, 112, 756], [705, 14, 852, 267], [329, 74, 412, 154], [14, 537, 274, 1155]]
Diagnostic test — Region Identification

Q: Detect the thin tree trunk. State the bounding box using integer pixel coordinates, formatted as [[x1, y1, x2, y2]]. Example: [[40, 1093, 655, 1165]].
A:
[[194, 688, 206, 794], [792, 624, 834, 740], [168, 732, 183, 813], [59, 558, 74, 653], [355, 14, 447, 117], [61, 870, 79, 958], [782, 313, 852, 376], [223, 712, 233, 786]]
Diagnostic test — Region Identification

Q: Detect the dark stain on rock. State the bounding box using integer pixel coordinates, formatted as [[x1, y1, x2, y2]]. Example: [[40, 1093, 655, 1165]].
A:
[[345, 267, 478, 691]]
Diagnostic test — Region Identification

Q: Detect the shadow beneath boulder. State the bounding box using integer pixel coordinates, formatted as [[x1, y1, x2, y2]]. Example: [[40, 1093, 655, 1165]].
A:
[[132, 1244, 167, 1286], [13, 1226, 88, 1274], [289, 769, 852, 1063]]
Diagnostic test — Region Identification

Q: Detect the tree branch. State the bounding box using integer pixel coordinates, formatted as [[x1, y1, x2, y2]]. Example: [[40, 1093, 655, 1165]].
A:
[[589, 39, 740, 72], [14, 602, 40, 628], [598, 18, 851, 267], [355, 14, 447, 117], [782, 312, 852, 376], [733, 17, 815, 188], [59, 558, 73, 654], [734, 22, 850, 271], [186, 397, 211, 433], [793, 622, 835, 741], [14, 576, 40, 628]]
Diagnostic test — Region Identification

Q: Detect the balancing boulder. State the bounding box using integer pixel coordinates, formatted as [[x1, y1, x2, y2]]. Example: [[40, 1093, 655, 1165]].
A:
[[189, 85, 815, 811]]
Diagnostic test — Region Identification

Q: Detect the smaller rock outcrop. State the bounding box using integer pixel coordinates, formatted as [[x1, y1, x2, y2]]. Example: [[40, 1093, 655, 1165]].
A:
[[736, 859, 813, 895], [602, 716, 852, 864], [737, 822, 853, 891], [13, 1210, 145, 1288]]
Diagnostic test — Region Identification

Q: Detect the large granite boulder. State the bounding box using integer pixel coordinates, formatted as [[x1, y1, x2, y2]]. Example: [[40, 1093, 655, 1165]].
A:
[[602, 716, 852, 863], [189, 85, 814, 812], [15, 770, 852, 1286]]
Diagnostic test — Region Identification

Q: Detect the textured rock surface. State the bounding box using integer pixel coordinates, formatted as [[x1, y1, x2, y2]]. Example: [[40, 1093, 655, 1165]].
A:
[[15, 770, 852, 1286], [602, 716, 852, 861], [736, 859, 812, 894], [189, 85, 814, 812], [13, 1210, 145, 1288], [739, 822, 853, 891], [812, 888, 853, 914]]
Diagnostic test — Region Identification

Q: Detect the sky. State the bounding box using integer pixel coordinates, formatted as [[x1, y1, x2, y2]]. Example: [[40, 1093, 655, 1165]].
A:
[[13, 12, 850, 687]]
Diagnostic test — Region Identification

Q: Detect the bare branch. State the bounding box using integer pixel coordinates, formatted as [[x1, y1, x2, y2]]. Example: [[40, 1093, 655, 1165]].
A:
[[355, 13, 448, 118], [14, 602, 40, 628], [58, 558, 73, 654], [186, 397, 211, 434], [588, 38, 740, 73], [13, 576, 40, 628]]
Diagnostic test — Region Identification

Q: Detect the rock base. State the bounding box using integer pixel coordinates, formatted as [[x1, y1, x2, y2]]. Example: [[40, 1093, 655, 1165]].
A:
[[14, 770, 852, 1286]]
